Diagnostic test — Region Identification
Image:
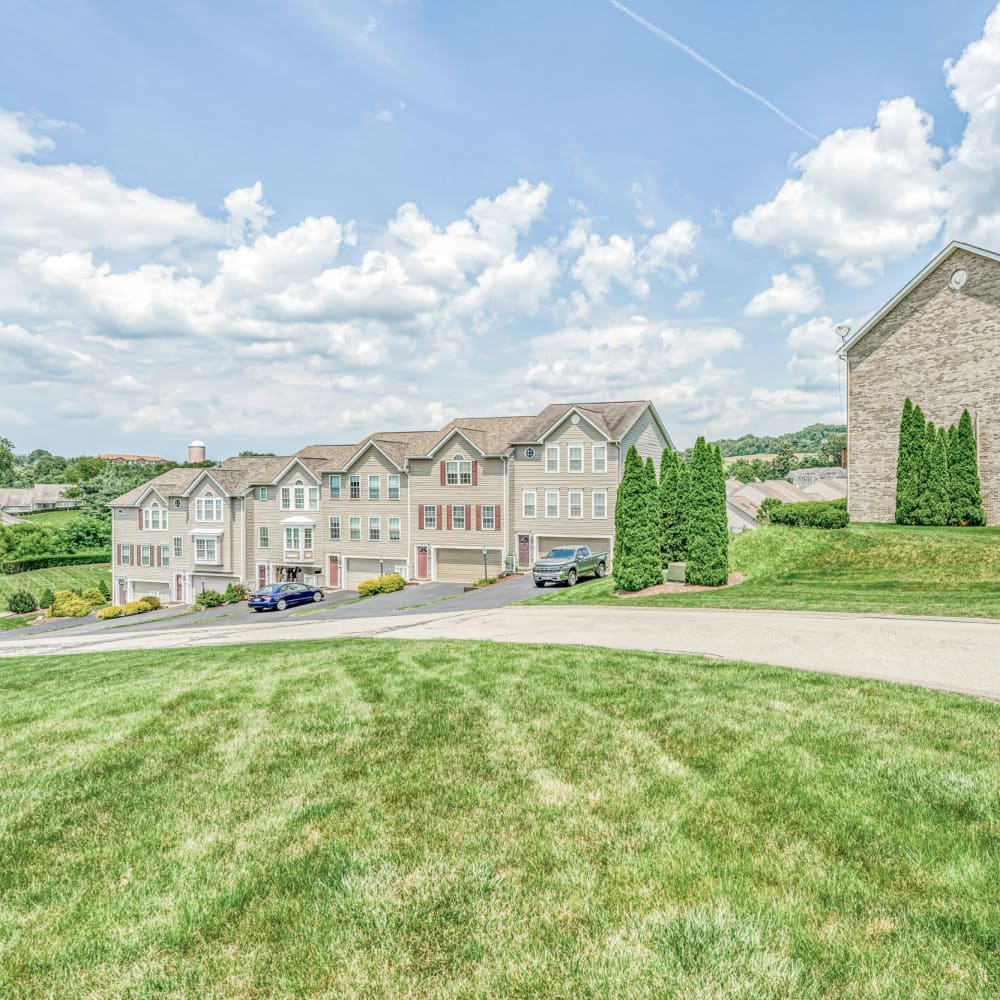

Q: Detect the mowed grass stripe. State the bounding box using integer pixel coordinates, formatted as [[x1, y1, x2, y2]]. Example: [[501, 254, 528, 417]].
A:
[[0, 563, 110, 606], [525, 523, 1000, 618], [0, 639, 997, 998]]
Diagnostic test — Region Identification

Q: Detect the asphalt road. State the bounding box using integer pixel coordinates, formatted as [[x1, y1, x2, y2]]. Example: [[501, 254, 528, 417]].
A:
[[2, 599, 999, 701]]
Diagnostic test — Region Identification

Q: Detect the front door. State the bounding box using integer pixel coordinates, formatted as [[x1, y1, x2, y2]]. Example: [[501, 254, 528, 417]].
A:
[[175, 574, 183, 602], [118, 578, 127, 604], [329, 555, 340, 588], [257, 564, 267, 588], [416, 545, 429, 579], [518, 534, 530, 568]]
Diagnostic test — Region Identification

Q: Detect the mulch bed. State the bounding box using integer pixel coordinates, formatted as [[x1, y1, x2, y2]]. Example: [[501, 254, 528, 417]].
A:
[[615, 572, 744, 598]]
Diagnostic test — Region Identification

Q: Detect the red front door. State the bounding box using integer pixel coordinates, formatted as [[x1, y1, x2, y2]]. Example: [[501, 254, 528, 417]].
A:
[[518, 535, 530, 568], [175, 574, 183, 601], [258, 565, 267, 588], [417, 545, 429, 579], [118, 579, 127, 604], [329, 555, 340, 588]]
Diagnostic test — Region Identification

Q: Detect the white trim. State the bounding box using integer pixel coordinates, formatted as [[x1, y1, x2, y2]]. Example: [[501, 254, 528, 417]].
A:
[[592, 489, 608, 519], [840, 241, 1000, 357], [568, 488, 584, 519], [530, 406, 608, 444], [180, 470, 229, 499], [522, 489, 537, 518], [544, 444, 560, 473], [341, 439, 403, 472], [545, 489, 560, 518], [269, 457, 321, 487], [592, 442, 608, 473], [134, 485, 168, 506], [188, 527, 224, 536], [279, 515, 316, 525], [424, 428, 486, 459], [567, 443, 584, 474]]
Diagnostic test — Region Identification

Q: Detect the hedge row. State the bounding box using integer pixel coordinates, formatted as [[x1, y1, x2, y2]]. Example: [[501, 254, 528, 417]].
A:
[[96, 596, 161, 620], [767, 498, 849, 529], [1, 551, 111, 574]]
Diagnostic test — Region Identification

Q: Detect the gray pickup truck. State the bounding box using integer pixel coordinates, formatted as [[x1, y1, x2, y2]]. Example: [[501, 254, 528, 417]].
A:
[[532, 546, 608, 587]]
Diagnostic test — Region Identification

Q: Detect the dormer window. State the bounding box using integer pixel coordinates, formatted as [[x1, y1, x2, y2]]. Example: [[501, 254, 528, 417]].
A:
[[195, 490, 223, 522], [142, 501, 167, 530], [446, 457, 472, 485], [293, 479, 305, 510]]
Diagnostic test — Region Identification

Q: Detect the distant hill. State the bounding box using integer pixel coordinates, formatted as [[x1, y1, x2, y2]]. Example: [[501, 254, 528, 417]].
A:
[[708, 423, 846, 458]]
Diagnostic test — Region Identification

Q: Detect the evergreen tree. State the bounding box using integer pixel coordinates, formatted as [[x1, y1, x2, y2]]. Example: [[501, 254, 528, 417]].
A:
[[949, 409, 986, 526], [915, 421, 951, 526], [895, 398, 920, 524], [658, 448, 687, 563], [613, 446, 663, 591], [684, 436, 729, 586]]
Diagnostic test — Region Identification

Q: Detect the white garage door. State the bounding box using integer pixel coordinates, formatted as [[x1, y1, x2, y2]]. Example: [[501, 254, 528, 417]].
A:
[[345, 557, 384, 591], [132, 580, 170, 601], [193, 575, 238, 596], [537, 537, 612, 567], [434, 547, 503, 584]]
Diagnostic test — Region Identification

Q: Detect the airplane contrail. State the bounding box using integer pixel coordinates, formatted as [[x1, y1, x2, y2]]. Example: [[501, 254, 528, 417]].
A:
[[609, 0, 819, 143]]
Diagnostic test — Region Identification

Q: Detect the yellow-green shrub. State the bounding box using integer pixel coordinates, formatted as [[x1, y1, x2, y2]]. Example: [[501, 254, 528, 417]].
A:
[[46, 590, 93, 618], [357, 572, 406, 597], [81, 587, 106, 607], [95, 605, 124, 620], [137, 595, 161, 611]]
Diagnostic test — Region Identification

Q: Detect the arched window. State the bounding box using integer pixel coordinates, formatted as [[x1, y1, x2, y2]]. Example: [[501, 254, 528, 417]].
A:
[[293, 479, 305, 510], [195, 490, 222, 522]]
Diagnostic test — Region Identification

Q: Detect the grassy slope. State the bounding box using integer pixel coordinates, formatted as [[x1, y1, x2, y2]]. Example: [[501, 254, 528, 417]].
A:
[[527, 524, 1000, 617], [1, 639, 997, 998], [0, 564, 109, 606], [11, 509, 82, 529]]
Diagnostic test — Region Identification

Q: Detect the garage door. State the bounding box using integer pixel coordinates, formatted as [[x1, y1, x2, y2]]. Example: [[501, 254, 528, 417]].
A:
[[345, 557, 384, 591], [536, 537, 612, 567], [132, 580, 170, 602], [434, 547, 503, 584], [194, 575, 238, 596]]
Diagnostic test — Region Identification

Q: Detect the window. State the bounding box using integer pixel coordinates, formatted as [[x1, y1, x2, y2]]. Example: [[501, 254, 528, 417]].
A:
[[388, 474, 400, 500], [368, 475, 380, 500], [349, 516, 362, 540], [369, 517, 380, 541], [523, 490, 537, 518], [303, 527, 313, 550], [284, 526, 300, 551], [195, 537, 217, 562], [308, 486, 319, 511], [293, 480, 305, 510], [545, 445, 559, 473], [389, 517, 401, 541], [280, 487, 291, 510], [545, 490, 559, 518], [524, 447, 536, 459], [482, 505, 496, 530], [259, 526, 269, 548], [258, 487, 269, 501], [349, 475, 361, 500], [568, 445, 584, 473], [121, 545, 130, 566], [329, 516, 340, 540], [569, 490, 583, 519], [142, 503, 167, 530], [173, 536, 183, 558], [446, 460, 472, 485], [195, 491, 222, 522], [161, 545, 170, 567], [329, 475, 341, 500], [452, 504, 466, 530], [593, 490, 608, 519], [423, 505, 437, 530], [140, 545, 152, 567], [593, 444, 607, 473]]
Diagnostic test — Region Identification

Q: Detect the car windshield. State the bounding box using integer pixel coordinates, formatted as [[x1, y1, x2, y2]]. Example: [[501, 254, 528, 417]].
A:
[[545, 548, 576, 558]]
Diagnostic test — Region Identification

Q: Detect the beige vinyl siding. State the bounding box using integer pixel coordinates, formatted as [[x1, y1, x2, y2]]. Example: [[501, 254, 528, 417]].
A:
[[620, 407, 669, 465], [248, 461, 322, 580], [434, 546, 503, 583]]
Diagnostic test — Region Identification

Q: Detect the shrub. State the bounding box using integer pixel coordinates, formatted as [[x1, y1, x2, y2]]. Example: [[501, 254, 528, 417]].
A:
[[614, 445, 662, 592], [95, 605, 124, 620], [38, 587, 54, 610], [0, 551, 111, 574], [768, 498, 849, 529], [194, 588, 225, 608], [223, 582, 249, 604], [949, 409, 986, 526], [81, 587, 106, 607], [357, 573, 406, 597], [137, 595, 161, 611], [121, 601, 145, 616], [46, 590, 93, 618], [6, 589, 37, 614], [658, 448, 687, 564], [97, 577, 111, 600], [684, 437, 729, 587]]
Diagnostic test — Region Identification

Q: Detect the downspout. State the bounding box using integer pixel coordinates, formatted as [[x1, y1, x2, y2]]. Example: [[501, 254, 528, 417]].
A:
[[502, 453, 508, 572], [110, 503, 116, 605], [240, 495, 246, 586], [405, 462, 412, 579]]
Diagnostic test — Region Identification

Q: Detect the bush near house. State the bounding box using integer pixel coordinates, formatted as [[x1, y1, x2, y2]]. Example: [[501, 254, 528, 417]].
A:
[[767, 498, 849, 529], [38, 587, 54, 609], [684, 437, 729, 587], [613, 446, 662, 592], [81, 587, 106, 607], [194, 589, 226, 609], [5, 589, 37, 614], [357, 573, 406, 597], [46, 590, 93, 618]]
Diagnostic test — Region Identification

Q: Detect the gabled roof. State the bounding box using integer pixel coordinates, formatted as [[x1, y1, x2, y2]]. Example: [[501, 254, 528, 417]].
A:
[[109, 466, 204, 507], [267, 456, 320, 486], [841, 241, 1000, 357], [428, 416, 533, 457], [181, 469, 231, 497], [511, 400, 655, 444]]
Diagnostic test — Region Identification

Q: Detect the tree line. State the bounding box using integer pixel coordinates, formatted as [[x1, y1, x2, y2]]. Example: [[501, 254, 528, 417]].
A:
[[614, 438, 729, 592]]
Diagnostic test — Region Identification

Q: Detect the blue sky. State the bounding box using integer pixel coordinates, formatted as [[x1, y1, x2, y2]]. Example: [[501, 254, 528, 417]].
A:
[[2, 0, 999, 458]]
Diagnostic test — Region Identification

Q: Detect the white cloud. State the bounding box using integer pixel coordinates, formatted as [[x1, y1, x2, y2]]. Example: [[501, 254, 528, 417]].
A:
[[750, 386, 840, 414], [375, 109, 395, 124], [676, 289, 704, 311], [744, 264, 823, 318], [223, 182, 272, 245]]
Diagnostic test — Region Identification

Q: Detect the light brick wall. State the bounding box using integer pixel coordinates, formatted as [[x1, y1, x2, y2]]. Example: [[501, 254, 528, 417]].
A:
[[846, 248, 1000, 525]]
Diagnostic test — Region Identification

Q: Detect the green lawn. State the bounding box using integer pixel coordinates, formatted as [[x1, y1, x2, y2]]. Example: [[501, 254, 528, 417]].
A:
[[1, 639, 997, 998], [527, 523, 1000, 617], [0, 563, 109, 609], [12, 509, 82, 529]]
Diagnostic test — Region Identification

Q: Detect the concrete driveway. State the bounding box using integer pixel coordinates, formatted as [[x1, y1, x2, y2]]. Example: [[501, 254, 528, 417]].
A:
[[2, 601, 999, 701]]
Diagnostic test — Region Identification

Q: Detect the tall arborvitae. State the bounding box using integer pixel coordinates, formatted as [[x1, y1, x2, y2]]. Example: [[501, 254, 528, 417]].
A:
[[658, 448, 687, 563], [613, 446, 663, 591], [895, 397, 920, 524], [684, 436, 729, 586], [949, 409, 986, 526], [915, 421, 951, 526]]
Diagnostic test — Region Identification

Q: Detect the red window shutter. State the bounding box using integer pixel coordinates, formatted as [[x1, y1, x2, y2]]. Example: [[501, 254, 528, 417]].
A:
[[471, 461, 478, 486], [475, 504, 482, 530], [440, 461, 446, 486], [130, 544, 136, 565], [138, 510, 142, 532], [418, 504, 424, 527], [437, 504, 443, 529], [155, 546, 161, 567], [118, 544, 123, 565], [496, 506, 502, 532], [446, 505, 452, 530], [465, 504, 471, 530]]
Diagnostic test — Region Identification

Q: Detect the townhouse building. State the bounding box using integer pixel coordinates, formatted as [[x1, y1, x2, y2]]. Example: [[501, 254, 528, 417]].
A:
[[109, 400, 672, 604]]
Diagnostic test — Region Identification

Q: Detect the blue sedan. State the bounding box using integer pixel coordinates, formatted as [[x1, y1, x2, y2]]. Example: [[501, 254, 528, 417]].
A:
[[248, 582, 325, 612]]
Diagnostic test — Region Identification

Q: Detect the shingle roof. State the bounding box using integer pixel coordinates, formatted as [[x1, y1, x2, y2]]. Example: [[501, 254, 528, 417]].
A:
[[510, 401, 651, 443], [110, 467, 205, 506], [431, 416, 533, 456], [0, 484, 75, 507]]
